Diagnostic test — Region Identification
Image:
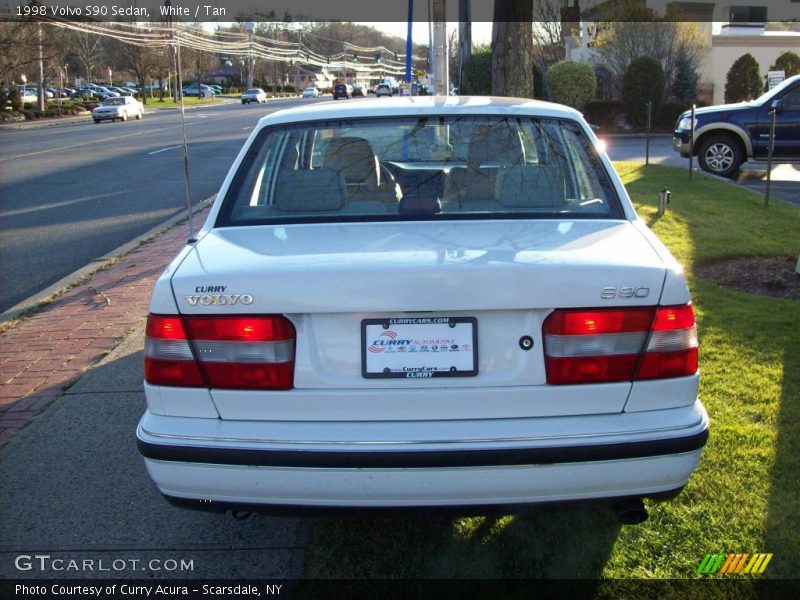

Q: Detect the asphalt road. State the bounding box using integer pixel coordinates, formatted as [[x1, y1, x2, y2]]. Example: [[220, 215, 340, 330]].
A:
[[0, 96, 328, 314], [603, 135, 800, 206]]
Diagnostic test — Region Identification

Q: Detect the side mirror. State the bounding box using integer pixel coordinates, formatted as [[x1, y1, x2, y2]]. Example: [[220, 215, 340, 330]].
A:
[[771, 99, 783, 114]]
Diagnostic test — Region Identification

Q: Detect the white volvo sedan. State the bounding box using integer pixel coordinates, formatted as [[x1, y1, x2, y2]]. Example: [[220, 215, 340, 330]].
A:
[[137, 97, 708, 523]]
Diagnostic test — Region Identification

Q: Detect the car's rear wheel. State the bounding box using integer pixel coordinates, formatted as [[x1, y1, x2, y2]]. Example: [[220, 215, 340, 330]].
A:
[[136, 110, 143, 120], [697, 134, 744, 178]]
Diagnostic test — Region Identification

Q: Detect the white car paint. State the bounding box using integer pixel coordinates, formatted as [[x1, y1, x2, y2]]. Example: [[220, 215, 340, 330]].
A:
[[91, 96, 143, 123], [138, 96, 707, 513], [240, 88, 267, 104]]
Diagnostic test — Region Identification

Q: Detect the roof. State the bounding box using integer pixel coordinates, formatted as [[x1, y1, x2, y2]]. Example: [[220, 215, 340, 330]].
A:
[[258, 96, 583, 128]]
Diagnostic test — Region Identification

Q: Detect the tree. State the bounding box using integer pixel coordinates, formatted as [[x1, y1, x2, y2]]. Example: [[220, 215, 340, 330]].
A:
[[623, 56, 665, 128], [672, 50, 698, 104], [491, 0, 533, 97], [770, 51, 800, 78], [593, 0, 707, 98], [532, 60, 545, 99], [531, 0, 570, 69], [547, 60, 596, 109], [70, 30, 101, 81], [461, 46, 491, 95], [113, 35, 166, 104], [724, 54, 762, 103]]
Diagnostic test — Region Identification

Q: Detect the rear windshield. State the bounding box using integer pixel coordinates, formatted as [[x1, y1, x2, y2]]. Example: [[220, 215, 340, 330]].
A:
[[216, 116, 623, 226]]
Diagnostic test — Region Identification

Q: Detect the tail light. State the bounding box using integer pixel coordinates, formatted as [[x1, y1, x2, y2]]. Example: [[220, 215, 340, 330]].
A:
[[543, 305, 697, 385], [144, 314, 296, 390]]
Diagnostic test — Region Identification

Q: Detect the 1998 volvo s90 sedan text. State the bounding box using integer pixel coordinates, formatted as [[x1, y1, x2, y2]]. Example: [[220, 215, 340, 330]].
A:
[[137, 97, 708, 523]]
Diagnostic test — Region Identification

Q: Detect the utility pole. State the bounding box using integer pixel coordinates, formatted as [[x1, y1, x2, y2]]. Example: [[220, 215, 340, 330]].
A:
[[458, 0, 471, 92], [432, 0, 448, 95], [245, 22, 255, 90], [36, 22, 45, 112], [166, 0, 179, 102]]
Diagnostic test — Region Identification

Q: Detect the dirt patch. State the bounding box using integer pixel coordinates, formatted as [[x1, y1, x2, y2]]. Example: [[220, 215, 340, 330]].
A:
[[696, 256, 800, 301]]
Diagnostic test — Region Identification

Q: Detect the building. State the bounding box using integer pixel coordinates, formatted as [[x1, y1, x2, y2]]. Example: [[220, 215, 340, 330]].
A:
[[286, 65, 336, 93], [566, 0, 800, 104]]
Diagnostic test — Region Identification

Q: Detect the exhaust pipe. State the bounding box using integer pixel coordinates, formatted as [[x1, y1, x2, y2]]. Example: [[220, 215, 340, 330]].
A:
[[611, 498, 649, 525], [231, 509, 253, 520]]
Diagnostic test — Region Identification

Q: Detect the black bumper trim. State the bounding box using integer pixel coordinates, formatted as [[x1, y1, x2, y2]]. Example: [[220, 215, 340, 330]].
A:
[[137, 427, 708, 469], [161, 486, 686, 516]]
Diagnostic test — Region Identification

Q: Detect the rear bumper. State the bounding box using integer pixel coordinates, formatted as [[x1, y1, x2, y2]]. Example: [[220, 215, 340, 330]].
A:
[[137, 400, 709, 509]]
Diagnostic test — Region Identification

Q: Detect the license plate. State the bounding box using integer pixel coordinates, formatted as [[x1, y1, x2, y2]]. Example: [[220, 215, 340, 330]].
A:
[[361, 317, 478, 379]]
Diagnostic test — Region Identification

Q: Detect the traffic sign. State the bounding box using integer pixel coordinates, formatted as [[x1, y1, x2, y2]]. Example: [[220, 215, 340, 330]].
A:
[[767, 70, 785, 90]]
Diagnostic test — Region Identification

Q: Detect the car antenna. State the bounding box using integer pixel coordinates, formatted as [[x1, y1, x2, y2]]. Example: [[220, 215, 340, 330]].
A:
[[171, 17, 196, 244]]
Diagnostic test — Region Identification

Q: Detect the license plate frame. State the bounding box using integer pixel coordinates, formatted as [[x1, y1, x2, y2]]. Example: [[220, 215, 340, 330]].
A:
[[361, 316, 478, 379]]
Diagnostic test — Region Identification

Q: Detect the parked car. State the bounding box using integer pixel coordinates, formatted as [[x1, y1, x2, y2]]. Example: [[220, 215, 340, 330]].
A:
[[375, 83, 392, 97], [241, 88, 267, 104], [94, 86, 120, 97], [352, 85, 365, 98], [137, 96, 708, 521], [44, 86, 65, 98], [19, 89, 37, 103], [183, 84, 214, 98], [333, 83, 353, 100], [107, 86, 134, 96], [673, 74, 800, 177], [302, 86, 320, 98], [208, 85, 223, 94], [91, 96, 143, 123]]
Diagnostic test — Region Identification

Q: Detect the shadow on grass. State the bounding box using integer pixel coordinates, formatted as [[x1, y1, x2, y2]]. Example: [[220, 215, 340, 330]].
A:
[[624, 163, 800, 580], [305, 505, 621, 578], [763, 317, 800, 575]]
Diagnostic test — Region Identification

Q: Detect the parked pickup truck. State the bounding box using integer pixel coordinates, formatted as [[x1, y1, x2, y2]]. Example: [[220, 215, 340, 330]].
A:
[[673, 74, 800, 177]]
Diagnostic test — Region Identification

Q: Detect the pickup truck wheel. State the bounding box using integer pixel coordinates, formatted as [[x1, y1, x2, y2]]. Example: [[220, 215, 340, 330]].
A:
[[698, 134, 743, 178]]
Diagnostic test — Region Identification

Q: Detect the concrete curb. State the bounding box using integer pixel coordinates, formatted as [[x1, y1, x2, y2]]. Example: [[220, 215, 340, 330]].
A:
[[0, 195, 215, 324], [0, 113, 93, 130]]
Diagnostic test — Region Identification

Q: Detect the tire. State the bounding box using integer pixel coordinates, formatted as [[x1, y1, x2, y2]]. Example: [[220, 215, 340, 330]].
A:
[[242, 100, 246, 105], [93, 119, 100, 124], [697, 134, 744, 178], [136, 110, 143, 120], [121, 111, 128, 121]]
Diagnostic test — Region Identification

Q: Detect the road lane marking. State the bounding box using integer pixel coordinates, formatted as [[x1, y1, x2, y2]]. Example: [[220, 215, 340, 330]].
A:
[[148, 144, 183, 155], [0, 126, 175, 162]]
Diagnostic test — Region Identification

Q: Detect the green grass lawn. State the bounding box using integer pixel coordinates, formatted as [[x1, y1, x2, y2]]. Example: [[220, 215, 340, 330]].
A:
[[141, 96, 221, 109], [303, 163, 800, 582]]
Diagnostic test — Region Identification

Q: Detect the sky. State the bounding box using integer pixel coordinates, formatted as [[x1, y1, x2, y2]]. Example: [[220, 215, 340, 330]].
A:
[[363, 22, 493, 48]]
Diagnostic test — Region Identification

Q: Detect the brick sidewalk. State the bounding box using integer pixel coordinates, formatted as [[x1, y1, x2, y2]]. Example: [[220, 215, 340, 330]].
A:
[[0, 208, 208, 448]]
